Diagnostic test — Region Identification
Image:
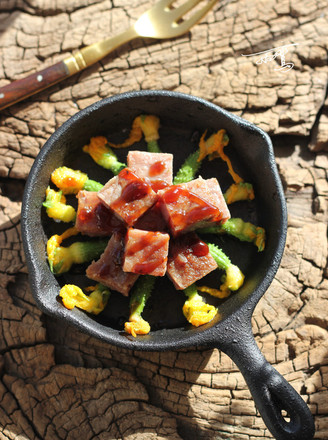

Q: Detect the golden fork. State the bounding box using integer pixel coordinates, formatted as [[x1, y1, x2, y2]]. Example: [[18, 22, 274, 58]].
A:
[[0, 0, 217, 111]]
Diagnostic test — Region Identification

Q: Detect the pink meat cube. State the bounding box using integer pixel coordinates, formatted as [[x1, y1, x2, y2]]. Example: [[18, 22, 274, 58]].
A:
[[182, 177, 230, 223], [127, 150, 173, 192], [86, 232, 139, 296], [97, 168, 158, 226], [166, 232, 218, 290], [158, 177, 230, 236], [123, 228, 170, 276], [75, 191, 124, 236]]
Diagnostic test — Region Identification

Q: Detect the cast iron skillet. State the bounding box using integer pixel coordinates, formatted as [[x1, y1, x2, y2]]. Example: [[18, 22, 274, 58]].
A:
[[21, 90, 314, 440]]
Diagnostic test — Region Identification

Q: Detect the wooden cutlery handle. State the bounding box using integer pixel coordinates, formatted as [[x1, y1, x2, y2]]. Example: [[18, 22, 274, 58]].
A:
[[0, 61, 70, 111]]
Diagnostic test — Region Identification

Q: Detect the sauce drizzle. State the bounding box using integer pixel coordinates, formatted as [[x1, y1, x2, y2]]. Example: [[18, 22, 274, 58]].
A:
[[149, 160, 165, 177], [161, 185, 222, 230]]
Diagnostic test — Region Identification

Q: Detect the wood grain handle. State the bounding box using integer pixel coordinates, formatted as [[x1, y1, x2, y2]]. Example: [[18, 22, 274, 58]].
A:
[[0, 61, 70, 111]]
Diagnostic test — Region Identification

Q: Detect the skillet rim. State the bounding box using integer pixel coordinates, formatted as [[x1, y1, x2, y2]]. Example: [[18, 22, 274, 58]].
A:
[[21, 89, 288, 351]]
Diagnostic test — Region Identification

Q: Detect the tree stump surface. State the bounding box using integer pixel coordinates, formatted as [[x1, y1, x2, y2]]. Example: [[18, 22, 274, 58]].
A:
[[0, 0, 327, 438]]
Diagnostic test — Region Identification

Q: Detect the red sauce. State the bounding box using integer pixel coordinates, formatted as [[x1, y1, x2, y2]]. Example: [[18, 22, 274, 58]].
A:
[[149, 160, 165, 177], [150, 180, 169, 192], [161, 186, 222, 230], [125, 229, 168, 275], [77, 201, 125, 233], [126, 231, 164, 255], [190, 240, 209, 257], [178, 234, 209, 258], [133, 259, 165, 275], [111, 168, 152, 209], [162, 186, 182, 204], [121, 180, 150, 203], [77, 205, 93, 222]]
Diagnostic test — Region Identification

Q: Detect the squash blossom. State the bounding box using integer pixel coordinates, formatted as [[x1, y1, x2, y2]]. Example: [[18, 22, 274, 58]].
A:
[[105, 114, 161, 153], [199, 129, 243, 184], [83, 137, 126, 174], [183, 285, 217, 327], [197, 243, 245, 299], [60, 283, 110, 315], [124, 316, 151, 338], [200, 218, 266, 252], [108, 114, 160, 148], [137, 114, 160, 143], [46, 227, 107, 275], [43, 187, 76, 223], [224, 182, 255, 204], [51, 167, 88, 194], [124, 275, 155, 337], [51, 166, 103, 193]]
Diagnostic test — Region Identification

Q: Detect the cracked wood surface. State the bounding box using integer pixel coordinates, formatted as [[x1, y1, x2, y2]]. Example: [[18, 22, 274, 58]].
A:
[[0, 0, 327, 438]]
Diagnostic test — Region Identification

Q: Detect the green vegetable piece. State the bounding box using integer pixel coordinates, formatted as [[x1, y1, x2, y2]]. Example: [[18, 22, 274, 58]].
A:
[[51, 239, 108, 275], [43, 187, 76, 223], [201, 218, 266, 252], [83, 179, 103, 192], [129, 275, 155, 318], [147, 139, 161, 153], [207, 242, 231, 271], [173, 150, 201, 184], [209, 242, 244, 291], [183, 284, 217, 326], [124, 275, 156, 337], [197, 242, 245, 298], [92, 145, 126, 175], [97, 146, 126, 175]]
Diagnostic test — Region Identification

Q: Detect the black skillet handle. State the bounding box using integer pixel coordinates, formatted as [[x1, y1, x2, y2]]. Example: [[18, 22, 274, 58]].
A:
[[220, 317, 315, 440]]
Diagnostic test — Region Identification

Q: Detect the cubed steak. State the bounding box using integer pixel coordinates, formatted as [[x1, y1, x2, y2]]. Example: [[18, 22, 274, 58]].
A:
[[123, 228, 170, 276], [86, 232, 139, 296], [127, 150, 173, 192], [166, 232, 218, 290], [97, 168, 158, 226], [182, 177, 230, 223], [75, 191, 124, 236], [158, 177, 230, 236]]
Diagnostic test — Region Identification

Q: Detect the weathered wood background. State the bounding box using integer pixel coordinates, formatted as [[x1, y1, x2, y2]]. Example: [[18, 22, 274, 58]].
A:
[[0, 0, 327, 438]]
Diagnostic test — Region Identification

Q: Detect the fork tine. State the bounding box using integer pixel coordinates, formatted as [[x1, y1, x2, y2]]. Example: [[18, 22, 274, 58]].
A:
[[174, 0, 217, 30], [170, 0, 205, 20], [154, 0, 177, 8]]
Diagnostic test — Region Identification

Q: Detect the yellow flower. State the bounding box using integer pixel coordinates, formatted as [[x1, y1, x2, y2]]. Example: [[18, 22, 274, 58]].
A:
[[182, 294, 217, 327], [105, 114, 160, 149], [43, 187, 76, 222], [224, 182, 255, 205], [197, 285, 231, 299], [198, 264, 245, 300], [83, 136, 109, 161], [51, 167, 88, 194], [46, 227, 79, 273], [136, 115, 160, 142], [255, 228, 266, 252], [198, 130, 243, 184], [124, 315, 151, 337], [222, 264, 245, 291], [60, 284, 110, 315]]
